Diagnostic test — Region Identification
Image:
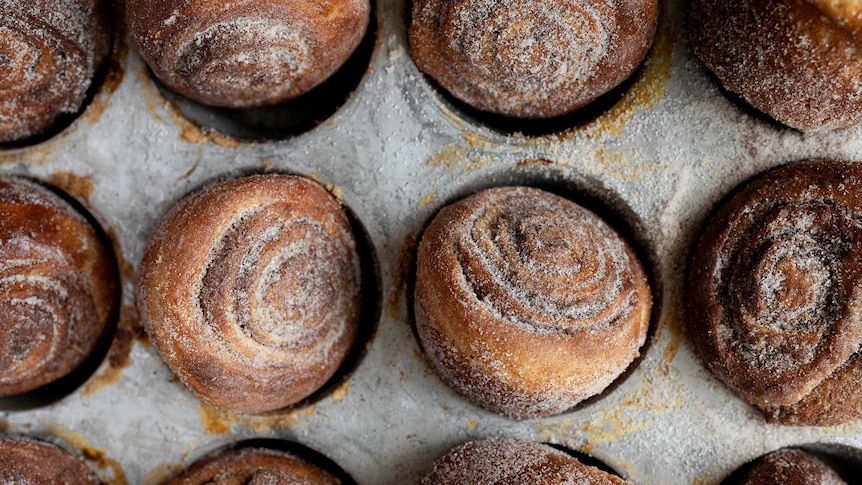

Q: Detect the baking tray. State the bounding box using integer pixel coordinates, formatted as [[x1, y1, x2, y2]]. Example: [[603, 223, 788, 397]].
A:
[[3, 0, 862, 483]]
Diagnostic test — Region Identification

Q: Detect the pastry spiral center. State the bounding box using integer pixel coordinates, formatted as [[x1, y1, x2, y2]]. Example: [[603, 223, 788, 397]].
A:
[[753, 237, 830, 327], [0, 30, 39, 90], [198, 207, 359, 368], [724, 203, 854, 371], [456, 190, 634, 333], [447, 0, 613, 97], [176, 18, 311, 104]]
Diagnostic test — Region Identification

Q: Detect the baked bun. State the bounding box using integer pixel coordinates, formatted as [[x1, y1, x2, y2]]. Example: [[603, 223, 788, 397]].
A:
[[415, 187, 652, 419], [0, 436, 99, 484], [422, 437, 630, 484], [0, 177, 118, 397], [409, 0, 658, 118], [127, 0, 370, 108], [138, 174, 362, 414], [168, 447, 341, 485], [688, 0, 862, 132], [0, 0, 111, 143], [739, 449, 846, 485], [688, 160, 862, 425]]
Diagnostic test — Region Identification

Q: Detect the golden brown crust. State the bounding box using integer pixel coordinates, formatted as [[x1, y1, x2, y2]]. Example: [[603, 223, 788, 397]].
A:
[[0, 177, 118, 396], [409, 0, 658, 118], [0, 0, 111, 143], [688, 0, 862, 132], [687, 160, 862, 425], [0, 436, 100, 484], [168, 447, 341, 485], [415, 187, 651, 419], [138, 174, 362, 414], [421, 437, 630, 484], [127, 0, 369, 108], [740, 449, 846, 485]]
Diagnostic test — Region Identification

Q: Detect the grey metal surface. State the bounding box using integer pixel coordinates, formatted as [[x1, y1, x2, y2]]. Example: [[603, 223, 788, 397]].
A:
[[2, 0, 862, 483]]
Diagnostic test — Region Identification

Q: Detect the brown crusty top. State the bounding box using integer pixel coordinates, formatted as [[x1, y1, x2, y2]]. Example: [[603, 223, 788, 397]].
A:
[[409, 0, 658, 118], [127, 0, 369, 107]]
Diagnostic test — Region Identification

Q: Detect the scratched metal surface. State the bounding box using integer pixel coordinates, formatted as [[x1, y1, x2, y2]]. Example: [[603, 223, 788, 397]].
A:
[[2, 0, 862, 483]]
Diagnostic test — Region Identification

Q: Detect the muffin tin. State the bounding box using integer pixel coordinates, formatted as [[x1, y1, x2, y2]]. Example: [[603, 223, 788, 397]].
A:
[[2, 0, 862, 483]]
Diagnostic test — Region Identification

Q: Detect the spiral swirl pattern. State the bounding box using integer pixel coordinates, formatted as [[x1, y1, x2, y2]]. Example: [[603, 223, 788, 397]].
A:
[[410, 0, 658, 118], [459, 188, 638, 332], [0, 177, 118, 397], [688, 161, 862, 424], [0, 0, 110, 142], [174, 18, 311, 107], [128, 0, 370, 107], [0, 437, 99, 484], [415, 187, 651, 419], [138, 175, 362, 414], [168, 447, 341, 485]]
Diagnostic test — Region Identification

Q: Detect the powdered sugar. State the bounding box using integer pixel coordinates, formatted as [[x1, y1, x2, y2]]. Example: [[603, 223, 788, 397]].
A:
[[448, 0, 613, 99], [0, 0, 110, 142], [0, 437, 99, 484]]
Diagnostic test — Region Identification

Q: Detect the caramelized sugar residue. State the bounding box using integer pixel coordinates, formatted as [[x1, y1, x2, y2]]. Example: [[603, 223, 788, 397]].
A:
[[46, 424, 127, 485], [198, 403, 318, 435], [50, 171, 96, 207]]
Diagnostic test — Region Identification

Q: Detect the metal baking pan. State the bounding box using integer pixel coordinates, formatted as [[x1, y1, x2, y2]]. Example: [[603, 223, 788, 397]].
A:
[[2, 0, 862, 483]]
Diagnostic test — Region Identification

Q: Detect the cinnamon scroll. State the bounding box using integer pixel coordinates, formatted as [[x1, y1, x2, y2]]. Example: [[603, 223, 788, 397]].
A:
[[167, 447, 342, 485], [0, 177, 119, 397], [688, 160, 862, 425], [138, 175, 363, 414], [127, 0, 370, 107], [0, 436, 100, 484], [415, 187, 652, 419], [422, 437, 630, 484], [737, 449, 847, 485], [0, 0, 111, 143], [688, 0, 862, 132], [409, 0, 658, 118]]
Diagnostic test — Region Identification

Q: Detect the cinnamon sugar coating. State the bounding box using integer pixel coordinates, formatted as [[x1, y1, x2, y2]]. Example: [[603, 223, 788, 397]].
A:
[[740, 449, 847, 485], [0, 177, 119, 397], [0, 0, 111, 143], [128, 0, 370, 108], [0, 436, 100, 484], [409, 0, 658, 118], [422, 437, 630, 484], [168, 447, 341, 485], [415, 187, 652, 419], [138, 175, 362, 414], [689, 0, 862, 132], [688, 160, 862, 425]]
